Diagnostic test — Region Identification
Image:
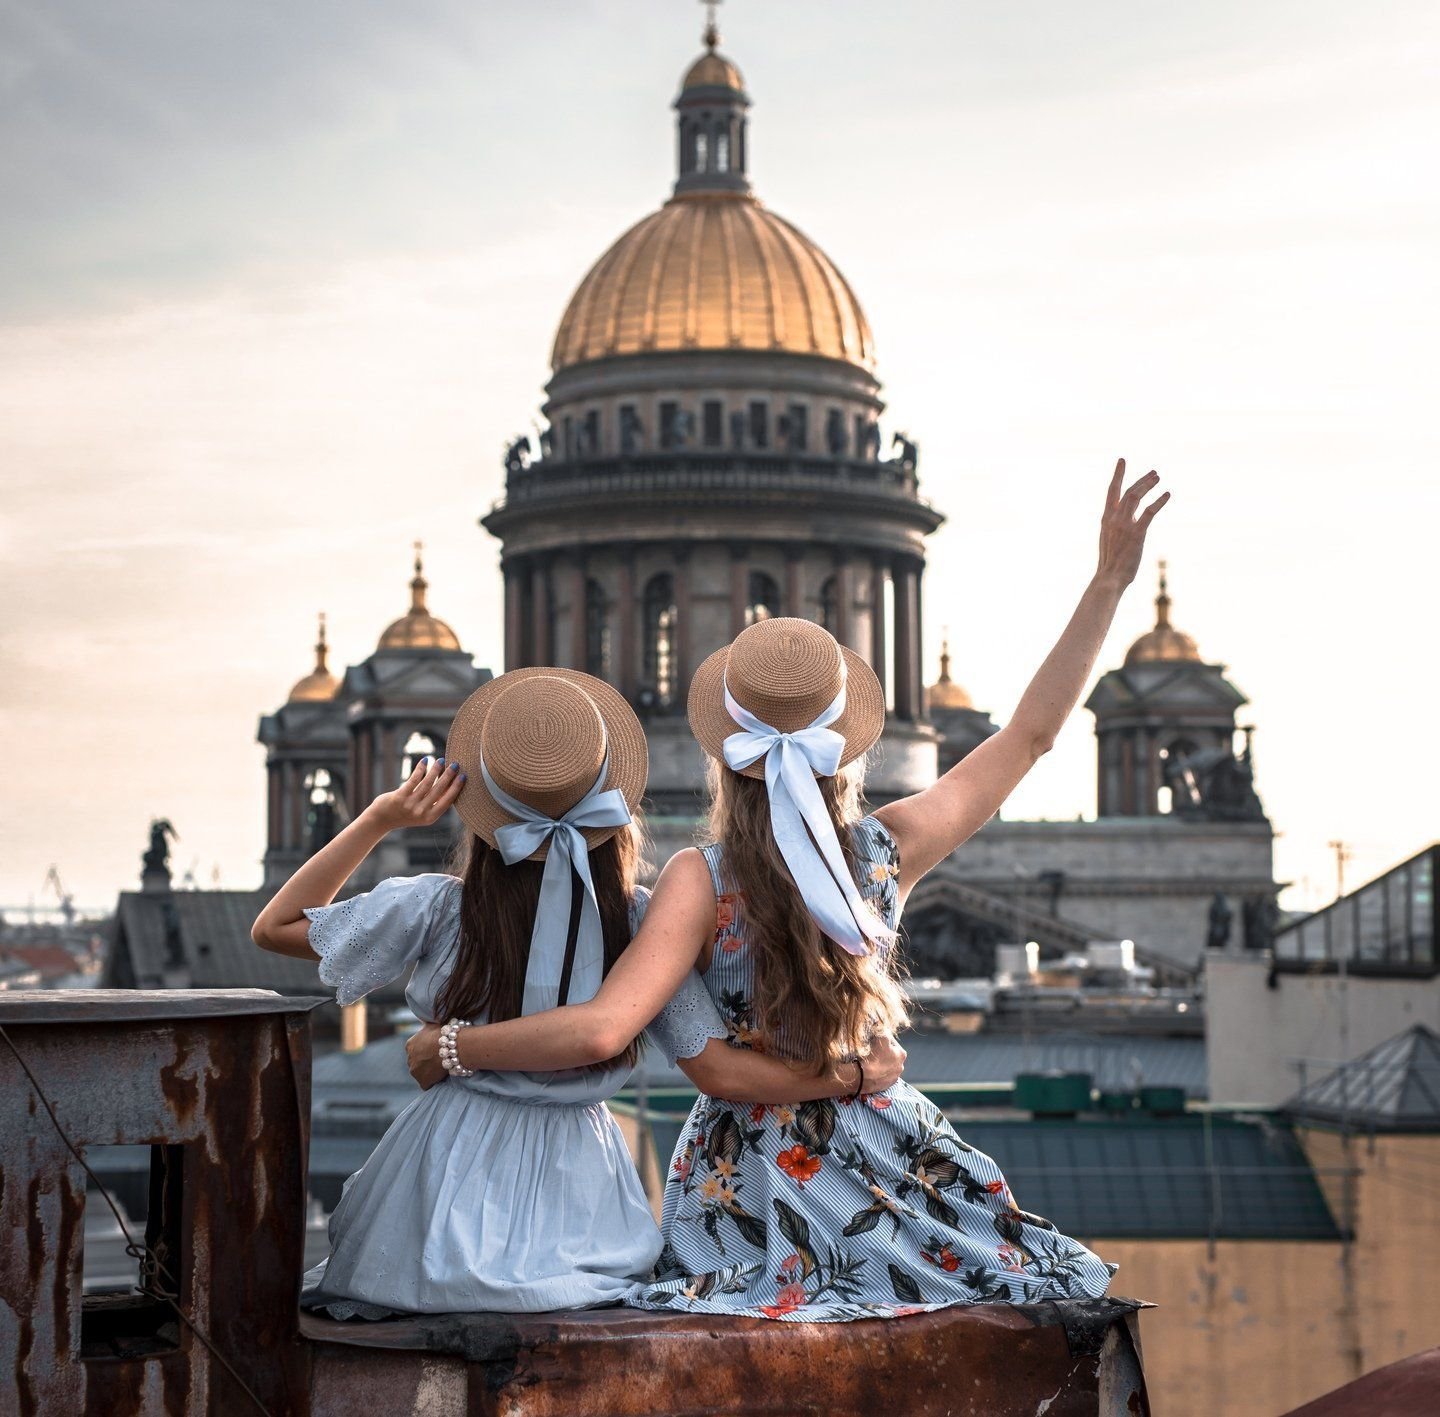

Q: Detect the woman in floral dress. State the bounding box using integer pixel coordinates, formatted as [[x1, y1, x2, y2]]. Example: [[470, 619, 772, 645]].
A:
[[415, 462, 1166, 1319]]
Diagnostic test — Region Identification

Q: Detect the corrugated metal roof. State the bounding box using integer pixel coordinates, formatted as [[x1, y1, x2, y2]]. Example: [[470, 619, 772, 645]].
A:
[[1285, 1024, 1440, 1131]]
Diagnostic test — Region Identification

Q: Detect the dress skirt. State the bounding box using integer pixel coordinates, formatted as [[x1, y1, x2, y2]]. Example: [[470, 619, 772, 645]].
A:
[[302, 1080, 662, 1318]]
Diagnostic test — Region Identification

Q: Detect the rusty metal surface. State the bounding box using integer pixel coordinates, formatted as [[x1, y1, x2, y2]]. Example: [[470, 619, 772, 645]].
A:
[[303, 1297, 1150, 1417], [1279, 1346, 1440, 1417], [0, 989, 318, 1416]]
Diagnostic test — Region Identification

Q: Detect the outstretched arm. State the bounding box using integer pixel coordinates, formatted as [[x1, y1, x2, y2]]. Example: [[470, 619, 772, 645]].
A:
[[875, 460, 1169, 892], [251, 757, 464, 958], [405, 848, 908, 1098], [412, 848, 717, 1070]]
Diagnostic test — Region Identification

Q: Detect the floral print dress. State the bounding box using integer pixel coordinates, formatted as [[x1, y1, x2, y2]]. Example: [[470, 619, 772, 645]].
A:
[[628, 816, 1118, 1322]]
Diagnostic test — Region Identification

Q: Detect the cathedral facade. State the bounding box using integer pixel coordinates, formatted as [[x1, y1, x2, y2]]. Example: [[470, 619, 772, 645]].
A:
[[252, 20, 1276, 979]]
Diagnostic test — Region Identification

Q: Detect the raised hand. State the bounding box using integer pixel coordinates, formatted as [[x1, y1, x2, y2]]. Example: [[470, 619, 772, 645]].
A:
[[362, 756, 466, 834], [1097, 458, 1170, 590]]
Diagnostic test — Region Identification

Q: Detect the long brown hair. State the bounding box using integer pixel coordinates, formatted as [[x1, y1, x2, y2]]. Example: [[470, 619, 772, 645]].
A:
[[707, 760, 908, 1072], [436, 825, 644, 1070]]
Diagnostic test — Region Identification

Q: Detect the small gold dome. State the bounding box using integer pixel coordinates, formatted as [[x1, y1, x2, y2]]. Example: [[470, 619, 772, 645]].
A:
[[378, 544, 462, 652], [552, 194, 875, 371], [927, 635, 974, 711], [682, 50, 744, 91], [289, 613, 340, 702], [1125, 562, 1201, 666]]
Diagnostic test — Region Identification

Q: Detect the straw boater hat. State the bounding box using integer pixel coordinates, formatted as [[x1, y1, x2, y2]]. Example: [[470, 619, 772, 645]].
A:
[[688, 617, 886, 778], [446, 667, 648, 860]]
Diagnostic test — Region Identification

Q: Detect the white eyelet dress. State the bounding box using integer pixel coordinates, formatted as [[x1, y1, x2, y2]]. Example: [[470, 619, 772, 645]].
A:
[[626, 817, 1119, 1322], [299, 874, 724, 1319]]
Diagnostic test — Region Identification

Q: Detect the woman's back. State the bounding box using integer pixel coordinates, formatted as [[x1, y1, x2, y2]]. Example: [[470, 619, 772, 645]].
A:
[[629, 814, 1116, 1322]]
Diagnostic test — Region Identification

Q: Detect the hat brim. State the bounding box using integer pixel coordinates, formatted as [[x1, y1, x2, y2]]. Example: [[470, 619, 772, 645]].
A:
[[445, 667, 649, 860], [687, 643, 887, 780]]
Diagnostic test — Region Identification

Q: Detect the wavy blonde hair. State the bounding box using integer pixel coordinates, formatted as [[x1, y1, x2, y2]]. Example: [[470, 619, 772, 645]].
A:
[[705, 759, 908, 1072]]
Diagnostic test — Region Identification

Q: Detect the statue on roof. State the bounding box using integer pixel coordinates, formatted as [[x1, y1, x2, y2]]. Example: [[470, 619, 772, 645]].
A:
[[891, 431, 919, 471], [143, 819, 178, 878], [503, 434, 532, 475]]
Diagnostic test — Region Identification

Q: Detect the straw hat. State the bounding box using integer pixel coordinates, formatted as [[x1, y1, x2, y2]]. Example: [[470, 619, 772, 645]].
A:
[[688, 618, 886, 780], [446, 667, 648, 859]]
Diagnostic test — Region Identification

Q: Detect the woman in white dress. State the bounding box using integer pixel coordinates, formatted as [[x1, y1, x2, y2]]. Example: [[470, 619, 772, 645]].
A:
[[252, 667, 902, 1318]]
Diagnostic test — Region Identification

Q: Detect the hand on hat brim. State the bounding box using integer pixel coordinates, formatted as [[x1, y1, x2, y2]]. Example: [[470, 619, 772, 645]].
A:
[[362, 756, 466, 834]]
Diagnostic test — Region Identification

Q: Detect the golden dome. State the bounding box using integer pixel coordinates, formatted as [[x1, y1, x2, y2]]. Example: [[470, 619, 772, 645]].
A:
[[682, 50, 744, 91], [289, 612, 340, 702], [1125, 562, 1201, 666], [378, 543, 462, 652], [552, 193, 875, 371], [927, 634, 974, 711]]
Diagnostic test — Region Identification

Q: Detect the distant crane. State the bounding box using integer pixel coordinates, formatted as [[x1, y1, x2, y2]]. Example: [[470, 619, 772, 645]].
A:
[[43, 865, 75, 925]]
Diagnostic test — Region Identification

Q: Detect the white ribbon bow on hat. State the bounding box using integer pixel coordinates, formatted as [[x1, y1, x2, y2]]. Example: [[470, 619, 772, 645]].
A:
[[479, 753, 633, 1014], [722, 672, 886, 957]]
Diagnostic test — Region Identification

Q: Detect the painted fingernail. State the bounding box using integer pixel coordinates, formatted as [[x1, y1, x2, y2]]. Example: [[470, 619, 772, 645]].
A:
[[420, 755, 432, 766], [459, 772, 468, 783], [447, 761, 460, 772]]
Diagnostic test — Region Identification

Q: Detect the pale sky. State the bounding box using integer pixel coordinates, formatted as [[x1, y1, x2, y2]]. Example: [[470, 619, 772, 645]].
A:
[[1, 0, 1436, 915]]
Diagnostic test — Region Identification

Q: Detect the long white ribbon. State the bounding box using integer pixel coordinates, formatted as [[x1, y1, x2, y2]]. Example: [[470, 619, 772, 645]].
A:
[[480, 753, 633, 1014], [721, 673, 884, 957]]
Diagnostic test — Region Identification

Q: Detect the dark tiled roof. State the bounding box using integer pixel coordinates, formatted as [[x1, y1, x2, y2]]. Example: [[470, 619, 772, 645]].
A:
[[110, 890, 409, 1002], [1284, 1025, 1440, 1131]]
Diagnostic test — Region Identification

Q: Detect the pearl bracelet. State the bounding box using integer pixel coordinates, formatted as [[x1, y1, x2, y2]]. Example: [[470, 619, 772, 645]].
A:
[[439, 1018, 474, 1078]]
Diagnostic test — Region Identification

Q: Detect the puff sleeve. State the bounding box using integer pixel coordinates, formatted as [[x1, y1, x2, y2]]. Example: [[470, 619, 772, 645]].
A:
[[303, 873, 461, 1007]]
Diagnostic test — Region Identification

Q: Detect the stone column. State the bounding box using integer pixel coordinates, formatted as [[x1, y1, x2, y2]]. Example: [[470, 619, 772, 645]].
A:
[[503, 558, 525, 671], [729, 543, 749, 635], [1121, 732, 1137, 815], [784, 545, 803, 618], [570, 556, 588, 670], [617, 546, 637, 700], [286, 762, 304, 852], [833, 552, 853, 647], [673, 543, 693, 703], [912, 560, 926, 719], [531, 559, 552, 665], [869, 559, 889, 704], [892, 557, 918, 721], [266, 763, 282, 851], [1141, 727, 1158, 816]]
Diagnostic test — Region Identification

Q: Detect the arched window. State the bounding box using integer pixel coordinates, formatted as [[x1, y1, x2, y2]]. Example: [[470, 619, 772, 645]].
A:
[[715, 130, 729, 172], [695, 130, 709, 171], [303, 768, 344, 854], [746, 571, 781, 626], [820, 576, 841, 635], [642, 574, 678, 709], [585, 579, 611, 679], [401, 730, 437, 779]]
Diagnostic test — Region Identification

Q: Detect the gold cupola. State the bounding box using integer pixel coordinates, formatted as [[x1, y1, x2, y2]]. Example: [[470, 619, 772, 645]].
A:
[[1125, 562, 1201, 666], [288, 612, 340, 702], [927, 633, 974, 711], [377, 543, 462, 652], [549, 14, 875, 374]]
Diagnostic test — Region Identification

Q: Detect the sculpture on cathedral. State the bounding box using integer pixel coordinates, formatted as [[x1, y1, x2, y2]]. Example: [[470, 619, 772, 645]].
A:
[[891, 431, 919, 471], [1206, 891, 1233, 951], [538, 425, 554, 459], [1165, 745, 1266, 823], [861, 421, 882, 460], [728, 410, 746, 452], [620, 406, 645, 454], [503, 434, 532, 475], [1242, 894, 1280, 952], [143, 819, 178, 877], [825, 408, 848, 456]]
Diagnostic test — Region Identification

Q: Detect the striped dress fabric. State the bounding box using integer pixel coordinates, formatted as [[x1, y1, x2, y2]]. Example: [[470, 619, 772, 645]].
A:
[[626, 815, 1118, 1321]]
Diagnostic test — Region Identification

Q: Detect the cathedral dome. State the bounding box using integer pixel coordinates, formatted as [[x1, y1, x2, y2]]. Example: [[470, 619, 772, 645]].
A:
[[682, 50, 744, 91], [1125, 562, 1201, 666], [288, 613, 340, 702], [378, 545, 462, 652], [926, 636, 974, 710], [551, 195, 875, 373]]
